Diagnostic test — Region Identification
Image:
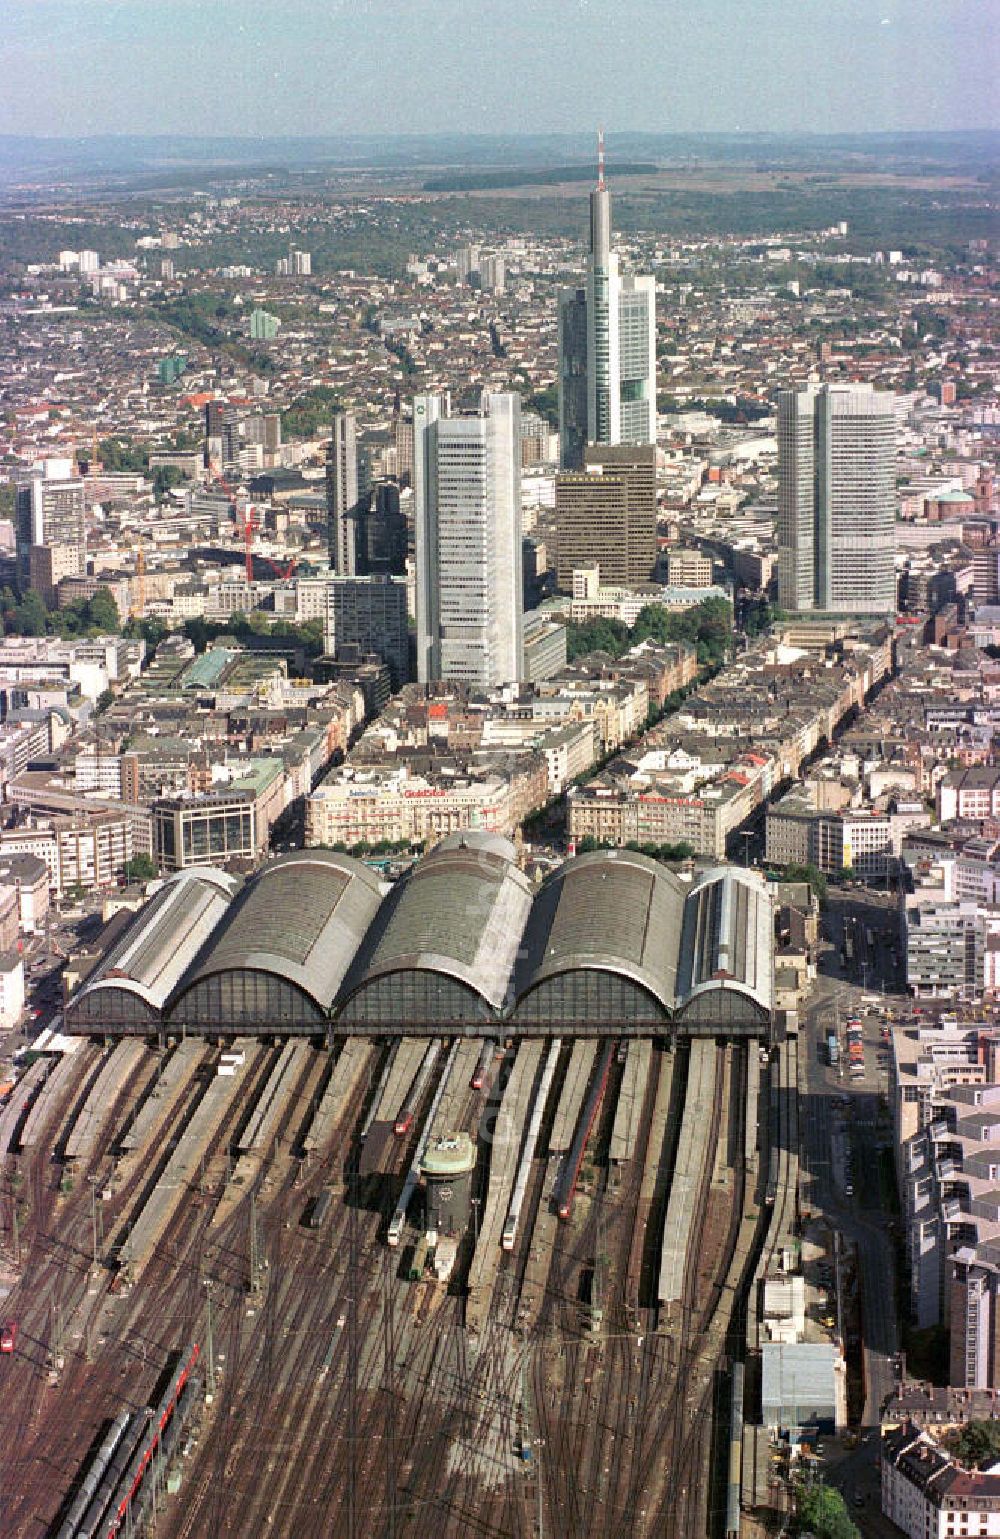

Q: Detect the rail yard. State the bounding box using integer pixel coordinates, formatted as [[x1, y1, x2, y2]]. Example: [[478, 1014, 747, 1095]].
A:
[[0, 840, 783, 1537], [0, 1024, 784, 1538]]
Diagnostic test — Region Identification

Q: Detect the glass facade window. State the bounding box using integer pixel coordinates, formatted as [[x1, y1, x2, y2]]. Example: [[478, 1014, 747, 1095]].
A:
[[154, 800, 255, 871], [514, 970, 667, 1026], [339, 970, 492, 1026], [172, 970, 323, 1029]]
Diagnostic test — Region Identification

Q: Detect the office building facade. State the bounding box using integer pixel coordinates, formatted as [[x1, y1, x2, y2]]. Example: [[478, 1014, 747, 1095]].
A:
[[414, 392, 523, 687], [324, 575, 409, 689], [555, 443, 656, 590], [777, 383, 896, 616], [358, 482, 407, 576], [557, 136, 656, 469], [326, 410, 361, 575], [15, 461, 87, 591]]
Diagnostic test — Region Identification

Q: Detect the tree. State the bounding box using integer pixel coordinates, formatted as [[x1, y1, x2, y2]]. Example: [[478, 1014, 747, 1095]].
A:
[[281, 385, 342, 440], [88, 587, 120, 636], [744, 598, 774, 638], [782, 863, 829, 904], [13, 589, 47, 637], [153, 465, 185, 501], [950, 1420, 1000, 1469], [525, 384, 559, 427], [566, 616, 630, 661], [123, 854, 157, 883], [98, 438, 149, 473], [124, 616, 168, 651], [0, 585, 19, 631], [793, 1478, 859, 1539]]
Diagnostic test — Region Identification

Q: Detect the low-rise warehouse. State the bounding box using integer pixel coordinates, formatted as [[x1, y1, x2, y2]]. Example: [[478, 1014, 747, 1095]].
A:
[[64, 842, 777, 1041]]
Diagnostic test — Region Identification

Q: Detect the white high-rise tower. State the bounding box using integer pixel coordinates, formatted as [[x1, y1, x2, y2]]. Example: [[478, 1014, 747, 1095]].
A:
[[414, 392, 523, 687], [557, 132, 656, 470], [777, 383, 896, 616], [326, 410, 360, 575]]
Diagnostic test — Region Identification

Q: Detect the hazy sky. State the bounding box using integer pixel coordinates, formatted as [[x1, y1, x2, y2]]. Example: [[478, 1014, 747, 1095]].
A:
[[2, 0, 997, 139]]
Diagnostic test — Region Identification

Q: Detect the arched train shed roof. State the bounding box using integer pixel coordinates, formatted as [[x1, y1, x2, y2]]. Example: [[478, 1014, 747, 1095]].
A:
[[675, 866, 773, 1025], [167, 850, 384, 1027], [66, 868, 238, 1029], [513, 849, 685, 1020], [337, 832, 533, 1022]]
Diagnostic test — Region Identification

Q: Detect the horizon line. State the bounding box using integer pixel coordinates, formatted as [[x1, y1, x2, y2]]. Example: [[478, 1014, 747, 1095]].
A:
[[1, 127, 997, 144]]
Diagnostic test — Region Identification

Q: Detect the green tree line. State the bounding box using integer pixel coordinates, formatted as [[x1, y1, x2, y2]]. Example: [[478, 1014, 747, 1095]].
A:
[[0, 585, 120, 639], [566, 595, 733, 669], [124, 611, 324, 658]]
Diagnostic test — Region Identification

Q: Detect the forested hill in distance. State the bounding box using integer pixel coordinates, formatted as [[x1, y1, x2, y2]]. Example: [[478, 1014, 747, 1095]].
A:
[[0, 129, 996, 190], [423, 164, 658, 192]]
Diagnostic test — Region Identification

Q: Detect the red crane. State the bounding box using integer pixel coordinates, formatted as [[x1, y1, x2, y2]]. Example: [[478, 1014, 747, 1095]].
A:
[[207, 467, 247, 578], [241, 505, 257, 583], [210, 473, 291, 584]]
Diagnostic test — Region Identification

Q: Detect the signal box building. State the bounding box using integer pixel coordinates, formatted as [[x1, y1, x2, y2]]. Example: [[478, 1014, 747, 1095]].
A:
[[421, 1132, 477, 1236]]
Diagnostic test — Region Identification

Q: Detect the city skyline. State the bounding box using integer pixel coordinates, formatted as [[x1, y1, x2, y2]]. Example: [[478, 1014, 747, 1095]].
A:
[[0, 6, 996, 1526], [2, 0, 996, 138]]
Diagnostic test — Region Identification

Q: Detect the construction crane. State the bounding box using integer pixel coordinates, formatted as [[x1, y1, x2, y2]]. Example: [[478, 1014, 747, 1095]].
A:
[[209, 468, 240, 518]]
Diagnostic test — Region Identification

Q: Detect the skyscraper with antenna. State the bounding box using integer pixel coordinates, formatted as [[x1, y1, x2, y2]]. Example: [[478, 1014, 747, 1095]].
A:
[[557, 131, 656, 469]]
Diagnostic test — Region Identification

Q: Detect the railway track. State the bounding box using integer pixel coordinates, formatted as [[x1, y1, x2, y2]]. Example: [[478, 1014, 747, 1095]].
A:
[[2, 1033, 769, 1539]]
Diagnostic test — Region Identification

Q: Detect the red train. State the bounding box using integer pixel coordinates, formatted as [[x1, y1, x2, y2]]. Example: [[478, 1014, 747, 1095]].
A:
[[100, 1342, 200, 1539], [471, 1040, 493, 1091], [394, 1111, 414, 1137], [0, 1320, 16, 1353]]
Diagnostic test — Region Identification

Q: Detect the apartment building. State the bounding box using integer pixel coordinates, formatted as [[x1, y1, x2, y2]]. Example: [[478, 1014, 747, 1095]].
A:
[[882, 1424, 1000, 1538]]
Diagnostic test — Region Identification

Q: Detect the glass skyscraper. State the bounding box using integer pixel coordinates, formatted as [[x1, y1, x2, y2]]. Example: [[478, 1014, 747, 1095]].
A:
[[414, 392, 523, 687], [777, 383, 896, 617], [557, 135, 656, 470]]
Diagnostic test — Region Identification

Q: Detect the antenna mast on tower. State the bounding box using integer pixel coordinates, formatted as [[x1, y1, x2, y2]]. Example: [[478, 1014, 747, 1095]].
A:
[[597, 127, 606, 190]]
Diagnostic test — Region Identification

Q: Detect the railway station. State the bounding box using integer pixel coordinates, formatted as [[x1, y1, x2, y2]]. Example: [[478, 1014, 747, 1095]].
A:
[[2, 971, 780, 1538], [2, 836, 785, 1539], [65, 836, 777, 1042]]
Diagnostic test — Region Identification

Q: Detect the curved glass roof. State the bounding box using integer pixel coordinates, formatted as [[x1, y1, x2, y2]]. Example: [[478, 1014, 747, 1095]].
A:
[[513, 849, 687, 1016], [68, 868, 238, 1023], [675, 865, 773, 1020], [339, 834, 532, 1013], [169, 850, 384, 1015]]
